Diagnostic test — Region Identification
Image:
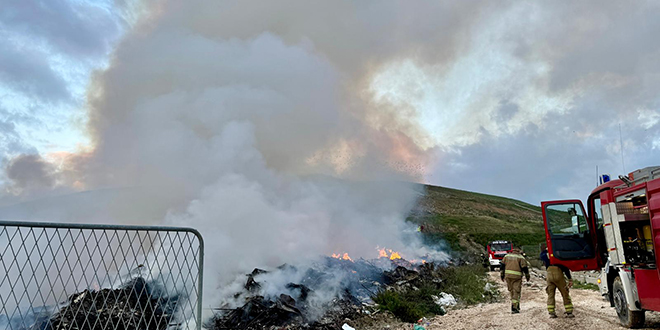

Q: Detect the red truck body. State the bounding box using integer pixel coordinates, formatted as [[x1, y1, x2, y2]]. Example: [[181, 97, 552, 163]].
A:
[[486, 240, 512, 270], [541, 166, 660, 327]]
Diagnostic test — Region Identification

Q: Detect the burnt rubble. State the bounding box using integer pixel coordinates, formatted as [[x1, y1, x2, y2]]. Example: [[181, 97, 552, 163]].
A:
[[207, 258, 445, 330], [32, 277, 180, 330], [207, 288, 361, 330], [384, 263, 443, 290]]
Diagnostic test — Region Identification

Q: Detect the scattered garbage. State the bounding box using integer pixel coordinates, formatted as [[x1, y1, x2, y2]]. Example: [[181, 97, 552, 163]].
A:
[[413, 317, 429, 330], [342, 323, 355, 330], [33, 277, 179, 330], [432, 292, 456, 307]]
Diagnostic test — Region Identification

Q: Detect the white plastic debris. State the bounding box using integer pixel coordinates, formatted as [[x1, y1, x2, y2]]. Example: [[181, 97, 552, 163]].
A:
[[432, 292, 457, 307], [342, 324, 355, 330]]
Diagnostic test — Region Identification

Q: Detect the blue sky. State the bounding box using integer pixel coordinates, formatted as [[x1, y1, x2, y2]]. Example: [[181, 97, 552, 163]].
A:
[[1, 0, 659, 207], [0, 0, 122, 160]]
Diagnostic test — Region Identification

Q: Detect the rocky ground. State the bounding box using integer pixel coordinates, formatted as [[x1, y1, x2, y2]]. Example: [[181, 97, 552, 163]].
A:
[[425, 271, 660, 330], [349, 270, 660, 330]]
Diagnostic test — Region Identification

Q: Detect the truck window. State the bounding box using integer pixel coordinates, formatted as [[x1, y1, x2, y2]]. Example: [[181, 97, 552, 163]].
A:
[[593, 198, 603, 226], [546, 203, 588, 235], [490, 243, 512, 251]]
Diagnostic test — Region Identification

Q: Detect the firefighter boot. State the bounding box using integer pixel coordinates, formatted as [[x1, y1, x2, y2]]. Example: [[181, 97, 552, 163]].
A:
[[549, 313, 557, 319], [565, 312, 575, 318], [511, 304, 520, 314]]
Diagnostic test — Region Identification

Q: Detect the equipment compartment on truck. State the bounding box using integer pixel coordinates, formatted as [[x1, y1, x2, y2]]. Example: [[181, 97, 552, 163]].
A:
[[608, 188, 656, 267]]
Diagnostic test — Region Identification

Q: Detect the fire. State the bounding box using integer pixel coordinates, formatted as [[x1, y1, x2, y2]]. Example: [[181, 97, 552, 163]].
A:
[[378, 249, 388, 258], [377, 248, 403, 260], [331, 253, 354, 262], [330, 248, 409, 262]]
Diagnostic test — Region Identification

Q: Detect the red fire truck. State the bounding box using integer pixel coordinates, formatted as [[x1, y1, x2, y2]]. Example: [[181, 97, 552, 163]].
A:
[[486, 240, 513, 271], [541, 166, 660, 328]]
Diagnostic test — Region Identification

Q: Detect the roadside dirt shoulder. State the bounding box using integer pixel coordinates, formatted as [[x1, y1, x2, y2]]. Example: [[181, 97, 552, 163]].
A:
[[425, 271, 660, 330]]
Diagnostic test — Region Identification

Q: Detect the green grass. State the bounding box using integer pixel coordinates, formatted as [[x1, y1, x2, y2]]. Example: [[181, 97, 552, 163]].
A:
[[373, 264, 497, 322], [373, 286, 445, 322], [572, 281, 599, 291], [410, 184, 546, 253], [436, 264, 496, 304]]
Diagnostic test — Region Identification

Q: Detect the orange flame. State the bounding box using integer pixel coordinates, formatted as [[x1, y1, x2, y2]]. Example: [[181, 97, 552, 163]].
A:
[[331, 253, 354, 262], [389, 251, 402, 260], [377, 247, 403, 260], [378, 249, 388, 258]]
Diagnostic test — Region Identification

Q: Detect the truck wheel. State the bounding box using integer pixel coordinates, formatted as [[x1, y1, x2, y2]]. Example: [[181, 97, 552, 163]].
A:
[[613, 276, 645, 328]]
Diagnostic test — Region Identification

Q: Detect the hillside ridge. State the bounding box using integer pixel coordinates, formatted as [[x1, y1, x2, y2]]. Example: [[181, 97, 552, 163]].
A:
[[411, 184, 545, 253]]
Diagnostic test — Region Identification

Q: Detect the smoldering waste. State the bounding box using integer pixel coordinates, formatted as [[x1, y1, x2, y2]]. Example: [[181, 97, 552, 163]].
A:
[[31, 277, 181, 330], [206, 257, 449, 330]]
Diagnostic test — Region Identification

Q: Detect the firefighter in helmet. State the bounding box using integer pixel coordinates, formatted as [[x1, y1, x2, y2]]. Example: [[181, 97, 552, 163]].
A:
[[500, 246, 530, 313], [540, 244, 574, 318]]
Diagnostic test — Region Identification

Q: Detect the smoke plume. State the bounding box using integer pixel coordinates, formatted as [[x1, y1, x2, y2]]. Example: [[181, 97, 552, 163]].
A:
[[1, 0, 480, 307]]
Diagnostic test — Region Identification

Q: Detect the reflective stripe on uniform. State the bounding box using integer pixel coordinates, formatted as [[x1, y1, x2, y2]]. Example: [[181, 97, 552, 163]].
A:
[[512, 299, 519, 303], [505, 269, 522, 276], [565, 304, 573, 311]]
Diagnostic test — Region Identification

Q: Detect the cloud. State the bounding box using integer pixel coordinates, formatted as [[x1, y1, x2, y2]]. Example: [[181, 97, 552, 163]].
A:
[[360, 1, 660, 202], [0, 0, 122, 101], [0, 108, 37, 168], [0, 0, 124, 159], [3, 154, 56, 193], [430, 95, 660, 203], [0, 42, 70, 103], [0, 0, 121, 58]]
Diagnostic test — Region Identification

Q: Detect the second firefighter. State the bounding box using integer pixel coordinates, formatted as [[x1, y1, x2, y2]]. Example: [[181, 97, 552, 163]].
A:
[[500, 247, 530, 314]]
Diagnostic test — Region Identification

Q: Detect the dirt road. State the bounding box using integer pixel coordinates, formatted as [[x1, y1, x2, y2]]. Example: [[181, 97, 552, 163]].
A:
[[425, 271, 660, 330]]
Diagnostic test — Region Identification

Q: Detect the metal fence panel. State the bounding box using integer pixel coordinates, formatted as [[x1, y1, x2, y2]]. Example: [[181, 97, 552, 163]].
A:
[[0, 221, 204, 330]]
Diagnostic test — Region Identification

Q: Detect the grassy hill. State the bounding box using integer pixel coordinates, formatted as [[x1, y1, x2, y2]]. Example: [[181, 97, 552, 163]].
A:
[[409, 184, 545, 254]]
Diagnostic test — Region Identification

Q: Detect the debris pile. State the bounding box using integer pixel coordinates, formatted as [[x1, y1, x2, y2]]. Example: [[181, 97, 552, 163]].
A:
[[34, 277, 179, 330], [383, 263, 443, 291], [207, 258, 445, 330], [207, 291, 361, 330]]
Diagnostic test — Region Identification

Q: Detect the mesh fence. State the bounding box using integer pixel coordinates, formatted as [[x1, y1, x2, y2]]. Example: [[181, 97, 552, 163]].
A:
[[0, 221, 203, 330]]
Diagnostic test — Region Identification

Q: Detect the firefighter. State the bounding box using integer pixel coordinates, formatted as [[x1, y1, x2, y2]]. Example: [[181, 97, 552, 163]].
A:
[[540, 244, 574, 318], [500, 247, 530, 313]]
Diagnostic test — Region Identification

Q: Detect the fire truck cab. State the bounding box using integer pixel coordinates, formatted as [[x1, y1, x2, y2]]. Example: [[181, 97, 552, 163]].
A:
[[541, 166, 660, 328], [487, 240, 513, 271]]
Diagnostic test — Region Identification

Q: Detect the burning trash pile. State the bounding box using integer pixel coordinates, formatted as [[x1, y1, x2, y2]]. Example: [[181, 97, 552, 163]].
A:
[[31, 277, 181, 330], [206, 250, 460, 330]]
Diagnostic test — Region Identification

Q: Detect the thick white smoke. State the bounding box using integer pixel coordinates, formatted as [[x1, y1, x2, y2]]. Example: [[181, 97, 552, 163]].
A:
[[2, 0, 457, 310]]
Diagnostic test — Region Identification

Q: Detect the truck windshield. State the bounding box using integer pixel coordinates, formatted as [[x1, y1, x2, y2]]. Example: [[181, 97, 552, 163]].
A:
[[491, 243, 511, 251]]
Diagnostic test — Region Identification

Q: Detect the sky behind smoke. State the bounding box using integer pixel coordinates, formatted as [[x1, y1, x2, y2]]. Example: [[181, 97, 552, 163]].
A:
[[0, 1, 658, 213]]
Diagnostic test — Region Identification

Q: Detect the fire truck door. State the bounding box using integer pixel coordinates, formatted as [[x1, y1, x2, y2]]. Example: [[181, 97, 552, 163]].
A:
[[542, 200, 600, 271]]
